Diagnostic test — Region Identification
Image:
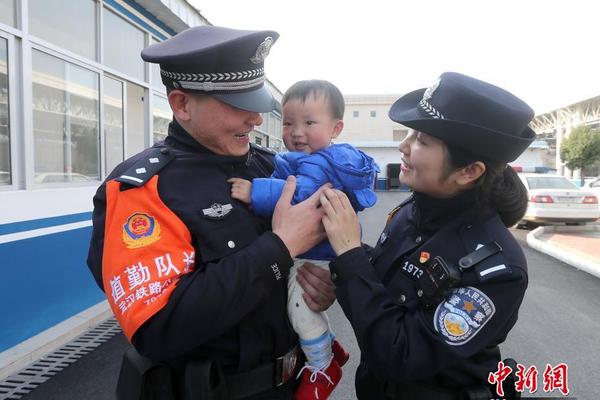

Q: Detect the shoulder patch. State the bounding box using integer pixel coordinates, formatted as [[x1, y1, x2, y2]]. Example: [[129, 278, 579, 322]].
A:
[[116, 147, 175, 187], [434, 286, 495, 346]]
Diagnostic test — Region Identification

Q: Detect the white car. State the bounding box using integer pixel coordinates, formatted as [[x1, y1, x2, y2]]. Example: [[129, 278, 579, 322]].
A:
[[518, 173, 600, 225]]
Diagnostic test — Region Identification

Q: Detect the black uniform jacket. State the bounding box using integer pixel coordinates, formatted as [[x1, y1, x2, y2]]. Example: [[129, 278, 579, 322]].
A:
[[330, 192, 528, 398], [87, 120, 296, 372]]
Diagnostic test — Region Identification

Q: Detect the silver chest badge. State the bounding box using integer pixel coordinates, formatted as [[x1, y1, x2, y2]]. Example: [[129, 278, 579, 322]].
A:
[[250, 36, 274, 64], [202, 203, 233, 220]]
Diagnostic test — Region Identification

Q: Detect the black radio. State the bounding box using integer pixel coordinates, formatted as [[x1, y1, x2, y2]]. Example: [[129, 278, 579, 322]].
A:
[[416, 256, 462, 308]]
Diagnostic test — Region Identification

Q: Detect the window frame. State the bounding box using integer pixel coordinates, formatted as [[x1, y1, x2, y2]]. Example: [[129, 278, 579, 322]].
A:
[[0, 30, 17, 191]]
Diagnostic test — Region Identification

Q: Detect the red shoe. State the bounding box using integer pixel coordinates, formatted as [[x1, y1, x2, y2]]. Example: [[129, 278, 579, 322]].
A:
[[294, 359, 342, 400], [332, 340, 350, 367]]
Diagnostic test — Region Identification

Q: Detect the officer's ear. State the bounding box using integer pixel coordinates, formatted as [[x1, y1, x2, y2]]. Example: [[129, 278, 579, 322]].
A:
[[455, 161, 486, 187], [168, 90, 193, 122]]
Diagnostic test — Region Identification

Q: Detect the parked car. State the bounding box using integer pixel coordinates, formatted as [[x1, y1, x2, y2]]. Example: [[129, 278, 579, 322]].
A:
[[518, 173, 600, 225]]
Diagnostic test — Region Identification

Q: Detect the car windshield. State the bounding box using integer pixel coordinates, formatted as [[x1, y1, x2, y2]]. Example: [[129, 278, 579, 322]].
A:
[[526, 176, 579, 190]]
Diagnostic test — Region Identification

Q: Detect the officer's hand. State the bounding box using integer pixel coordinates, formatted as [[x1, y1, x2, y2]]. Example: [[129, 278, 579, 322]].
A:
[[228, 178, 252, 205], [272, 176, 329, 258], [297, 262, 336, 312], [320, 188, 362, 256]]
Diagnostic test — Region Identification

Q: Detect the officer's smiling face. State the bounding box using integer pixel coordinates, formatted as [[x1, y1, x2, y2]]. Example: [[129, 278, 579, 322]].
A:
[[281, 94, 343, 154], [398, 131, 464, 197], [174, 93, 263, 156]]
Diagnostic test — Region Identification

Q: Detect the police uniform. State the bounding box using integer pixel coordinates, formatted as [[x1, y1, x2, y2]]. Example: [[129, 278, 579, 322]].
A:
[[328, 72, 537, 399], [86, 26, 302, 399]]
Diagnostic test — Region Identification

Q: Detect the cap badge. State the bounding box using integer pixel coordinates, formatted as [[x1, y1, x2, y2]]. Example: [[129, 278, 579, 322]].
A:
[[419, 77, 445, 120], [250, 36, 274, 64], [422, 78, 441, 102]]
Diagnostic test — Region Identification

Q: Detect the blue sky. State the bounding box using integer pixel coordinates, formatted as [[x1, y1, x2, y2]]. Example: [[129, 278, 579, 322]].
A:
[[190, 0, 600, 114]]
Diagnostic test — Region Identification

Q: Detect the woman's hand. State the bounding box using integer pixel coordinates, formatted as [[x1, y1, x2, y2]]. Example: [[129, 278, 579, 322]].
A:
[[320, 188, 362, 255], [297, 262, 336, 312], [272, 176, 329, 258]]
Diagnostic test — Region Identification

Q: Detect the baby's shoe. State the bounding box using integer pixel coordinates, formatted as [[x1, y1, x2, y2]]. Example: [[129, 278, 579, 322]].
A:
[[332, 340, 350, 367], [294, 359, 342, 400]]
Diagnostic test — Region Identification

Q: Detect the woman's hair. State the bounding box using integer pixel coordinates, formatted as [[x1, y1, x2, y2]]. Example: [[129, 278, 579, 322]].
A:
[[445, 145, 528, 227]]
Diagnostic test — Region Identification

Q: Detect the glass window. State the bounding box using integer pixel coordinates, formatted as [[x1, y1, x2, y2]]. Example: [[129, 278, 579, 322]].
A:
[[0, 38, 10, 185], [104, 77, 124, 175], [32, 50, 100, 183], [103, 9, 145, 81], [152, 94, 171, 143], [29, 0, 97, 60], [0, 0, 16, 27], [150, 37, 164, 91], [526, 176, 578, 190], [370, 110, 376, 117], [353, 111, 359, 118], [126, 81, 145, 156]]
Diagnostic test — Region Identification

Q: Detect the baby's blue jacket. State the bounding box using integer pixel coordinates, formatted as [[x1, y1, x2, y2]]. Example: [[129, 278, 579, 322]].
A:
[[252, 143, 380, 260]]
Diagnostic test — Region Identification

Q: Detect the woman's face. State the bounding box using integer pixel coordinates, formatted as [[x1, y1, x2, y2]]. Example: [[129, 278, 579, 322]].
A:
[[398, 131, 460, 197]]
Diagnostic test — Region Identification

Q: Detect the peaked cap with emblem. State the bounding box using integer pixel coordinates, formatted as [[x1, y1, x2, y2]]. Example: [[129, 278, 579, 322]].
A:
[[389, 72, 536, 163], [141, 25, 279, 113]]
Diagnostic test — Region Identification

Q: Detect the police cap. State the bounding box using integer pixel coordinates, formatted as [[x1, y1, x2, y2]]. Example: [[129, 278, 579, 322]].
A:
[[389, 72, 536, 163], [141, 25, 279, 113]]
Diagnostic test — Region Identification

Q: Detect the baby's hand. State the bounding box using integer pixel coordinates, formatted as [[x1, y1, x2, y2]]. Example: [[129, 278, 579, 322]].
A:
[[227, 178, 252, 204]]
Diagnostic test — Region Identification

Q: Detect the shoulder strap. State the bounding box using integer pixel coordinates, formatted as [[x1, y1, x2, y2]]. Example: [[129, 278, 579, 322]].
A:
[[115, 146, 175, 187]]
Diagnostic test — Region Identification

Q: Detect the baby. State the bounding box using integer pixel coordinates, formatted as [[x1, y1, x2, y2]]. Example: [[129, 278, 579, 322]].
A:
[[229, 80, 379, 400]]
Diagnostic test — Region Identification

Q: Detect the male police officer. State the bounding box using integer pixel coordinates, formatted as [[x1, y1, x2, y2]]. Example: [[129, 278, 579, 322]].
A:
[[87, 26, 334, 399]]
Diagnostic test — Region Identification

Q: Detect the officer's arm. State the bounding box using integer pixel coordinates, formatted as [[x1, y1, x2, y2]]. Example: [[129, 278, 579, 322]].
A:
[[330, 247, 528, 383], [132, 231, 293, 360]]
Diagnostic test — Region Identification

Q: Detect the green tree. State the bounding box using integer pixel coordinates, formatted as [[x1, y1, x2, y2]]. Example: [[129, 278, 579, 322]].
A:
[[560, 125, 600, 185]]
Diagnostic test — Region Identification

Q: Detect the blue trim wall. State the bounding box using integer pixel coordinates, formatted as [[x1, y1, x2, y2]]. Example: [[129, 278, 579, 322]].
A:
[[0, 212, 92, 235], [104, 0, 175, 40], [0, 225, 104, 352]]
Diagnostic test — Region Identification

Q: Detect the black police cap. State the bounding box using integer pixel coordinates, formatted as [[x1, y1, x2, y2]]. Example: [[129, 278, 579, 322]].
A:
[[141, 25, 279, 113], [389, 72, 536, 163]]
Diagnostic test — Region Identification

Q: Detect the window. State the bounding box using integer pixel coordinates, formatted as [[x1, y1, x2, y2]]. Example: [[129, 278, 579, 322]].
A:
[[150, 38, 164, 90], [393, 129, 408, 141], [103, 77, 124, 175], [32, 50, 100, 183], [0, 37, 9, 185], [126, 82, 145, 156], [152, 94, 171, 143], [103, 8, 145, 81], [353, 111, 359, 118], [370, 110, 376, 117], [29, 0, 97, 60], [255, 137, 262, 146], [0, 0, 16, 27]]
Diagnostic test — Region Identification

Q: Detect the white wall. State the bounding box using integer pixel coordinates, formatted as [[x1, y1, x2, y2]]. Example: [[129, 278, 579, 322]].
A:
[[354, 146, 400, 178]]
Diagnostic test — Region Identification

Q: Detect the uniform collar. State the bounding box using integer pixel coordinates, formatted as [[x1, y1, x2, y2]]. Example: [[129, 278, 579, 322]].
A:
[[411, 190, 477, 235], [164, 119, 252, 164]]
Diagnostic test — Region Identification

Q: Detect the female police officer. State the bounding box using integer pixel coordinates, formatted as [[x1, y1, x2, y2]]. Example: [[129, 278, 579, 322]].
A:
[[318, 72, 536, 399]]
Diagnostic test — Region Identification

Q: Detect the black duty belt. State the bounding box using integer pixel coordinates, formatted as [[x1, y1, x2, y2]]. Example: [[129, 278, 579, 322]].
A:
[[226, 345, 301, 400]]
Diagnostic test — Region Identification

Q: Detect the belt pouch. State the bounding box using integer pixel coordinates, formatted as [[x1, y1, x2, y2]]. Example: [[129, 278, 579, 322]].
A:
[[183, 359, 229, 400], [116, 346, 175, 400]]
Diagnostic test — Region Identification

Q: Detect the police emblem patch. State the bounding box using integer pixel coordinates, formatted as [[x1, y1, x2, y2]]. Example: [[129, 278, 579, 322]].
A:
[[202, 203, 233, 220], [434, 286, 495, 346], [122, 212, 161, 249], [250, 36, 274, 64]]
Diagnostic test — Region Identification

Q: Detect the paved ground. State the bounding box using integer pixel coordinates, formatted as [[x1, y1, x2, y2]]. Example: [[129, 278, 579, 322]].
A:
[[540, 230, 600, 264], [11, 191, 600, 400]]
